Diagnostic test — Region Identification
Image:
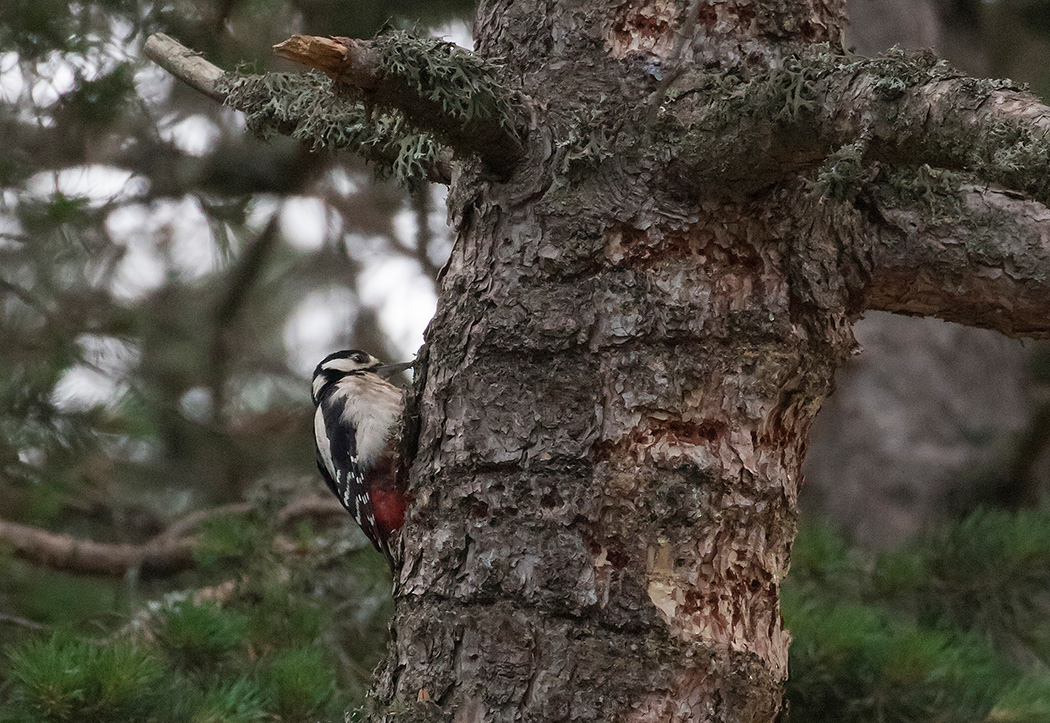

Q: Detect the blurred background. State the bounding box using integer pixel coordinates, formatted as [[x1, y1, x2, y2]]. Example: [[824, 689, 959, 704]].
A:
[[1, 0, 1050, 720]]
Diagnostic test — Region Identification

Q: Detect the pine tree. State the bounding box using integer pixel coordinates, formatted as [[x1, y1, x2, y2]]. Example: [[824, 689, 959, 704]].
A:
[[142, 0, 1050, 718]]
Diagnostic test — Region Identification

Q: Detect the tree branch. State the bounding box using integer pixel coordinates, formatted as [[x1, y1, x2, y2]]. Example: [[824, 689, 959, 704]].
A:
[[864, 182, 1050, 338], [0, 517, 197, 578], [143, 32, 225, 102], [0, 613, 47, 630], [143, 33, 453, 184], [272, 33, 523, 176], [664, 50, 1050, 206], [0, 496, 347, 578]]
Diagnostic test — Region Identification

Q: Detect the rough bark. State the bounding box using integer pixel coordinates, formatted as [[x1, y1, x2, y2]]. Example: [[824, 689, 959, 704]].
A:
[[373, 3, 1050, 722], [376, 2, 856, 720], [865, 184, 1050, 337]]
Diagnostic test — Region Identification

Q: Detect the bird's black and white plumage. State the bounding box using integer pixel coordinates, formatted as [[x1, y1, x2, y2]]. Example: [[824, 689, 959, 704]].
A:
[[311, 349, 411, 565]]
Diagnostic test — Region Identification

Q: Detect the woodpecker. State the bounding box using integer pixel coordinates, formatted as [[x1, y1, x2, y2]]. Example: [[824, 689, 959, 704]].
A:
[[311, 349, 412, 565]]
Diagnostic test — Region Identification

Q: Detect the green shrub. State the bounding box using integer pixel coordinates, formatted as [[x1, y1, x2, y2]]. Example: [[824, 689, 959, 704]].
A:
[[784, 512, 1050, 723], [260, 646, 335, 718], [188, 678, 269, 723], [5, 633, 165, 722], [156, 601, 249, 669]]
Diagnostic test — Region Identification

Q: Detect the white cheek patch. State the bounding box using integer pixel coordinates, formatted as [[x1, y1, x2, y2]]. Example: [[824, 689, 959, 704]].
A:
[[311, 375, 326, 401]]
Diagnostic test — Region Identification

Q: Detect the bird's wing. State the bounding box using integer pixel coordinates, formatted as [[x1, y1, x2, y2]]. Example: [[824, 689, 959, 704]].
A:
[[313, 401, 384, 554]]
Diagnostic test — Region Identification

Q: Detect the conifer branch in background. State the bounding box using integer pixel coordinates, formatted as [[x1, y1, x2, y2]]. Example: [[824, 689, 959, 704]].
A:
[[0, 496, 345, 578]]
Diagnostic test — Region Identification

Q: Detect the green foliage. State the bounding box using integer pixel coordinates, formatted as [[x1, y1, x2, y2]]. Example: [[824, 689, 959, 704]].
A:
[[881, 509, 1050, 648], [5, 634, 166, 722], [1, 483, 390, 721], [786, 595, 1009, 722], [3, 566, 381, 722], [989, 676, 1050, 722], [156, 601, 250, 668], [58, 65, 136, 129], [186, 679, 269, 723], [785, 512, 1050, 722], [193, 513, 263, 568], [0, 0, 84, 57], [261, 646, 335, 717], [0, 564, 124, 629]]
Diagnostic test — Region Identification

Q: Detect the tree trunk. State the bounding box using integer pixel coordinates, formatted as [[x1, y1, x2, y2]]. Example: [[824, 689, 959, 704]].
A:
[[377, 2, 855, 720]]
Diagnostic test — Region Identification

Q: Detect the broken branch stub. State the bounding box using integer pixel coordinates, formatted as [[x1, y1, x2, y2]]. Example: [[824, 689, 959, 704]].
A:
[[273, 34, 382, 90]]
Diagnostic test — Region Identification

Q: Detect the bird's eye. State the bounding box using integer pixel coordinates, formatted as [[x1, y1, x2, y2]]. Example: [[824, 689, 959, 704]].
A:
[[352, 352, 368, 364]]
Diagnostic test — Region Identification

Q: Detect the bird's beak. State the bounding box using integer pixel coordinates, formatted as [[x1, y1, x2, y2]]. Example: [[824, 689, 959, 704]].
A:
[[374, 360, 415, 378]]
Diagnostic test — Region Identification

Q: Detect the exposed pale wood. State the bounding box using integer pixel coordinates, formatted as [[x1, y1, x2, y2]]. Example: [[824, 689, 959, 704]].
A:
[[273, 35, 382, 89], [144, 32, 225, 102]]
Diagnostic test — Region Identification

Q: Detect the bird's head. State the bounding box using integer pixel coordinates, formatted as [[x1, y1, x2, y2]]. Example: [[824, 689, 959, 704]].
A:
[[311, 349, 413, 404]]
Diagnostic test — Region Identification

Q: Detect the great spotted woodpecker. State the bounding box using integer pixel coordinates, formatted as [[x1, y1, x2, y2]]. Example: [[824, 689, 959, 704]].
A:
[[311, 350, 412, 566]]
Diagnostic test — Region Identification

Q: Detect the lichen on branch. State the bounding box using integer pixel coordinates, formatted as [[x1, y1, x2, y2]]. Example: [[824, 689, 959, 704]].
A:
[[218, 70, 444, 183], [143, 32, 452, 184], [272, 30, 523, 176], [662, 46, 1050, 206], [371, 30, 516, 130]]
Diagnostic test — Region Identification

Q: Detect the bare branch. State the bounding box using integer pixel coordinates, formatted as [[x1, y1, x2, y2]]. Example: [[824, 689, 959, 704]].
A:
[[275, 494, 345, 523], [864, 183, 1050, 338], [272, 33, 523, 175], [0, 517, 197, 577], [0, 496, 347, 578], [0, 614, 47, 630], [143, 33, 225, 102]]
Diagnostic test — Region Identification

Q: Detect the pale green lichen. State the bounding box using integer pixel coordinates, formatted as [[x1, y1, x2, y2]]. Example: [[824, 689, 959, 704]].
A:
[[217, 30, 519, 183], [218, 70, 441, 184], [874, 165, 968, 224], [662, 44, 1049, 210], [806, 140, 873, 202], [373, 30, 516, 129], [555, 106, 619, 174]]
